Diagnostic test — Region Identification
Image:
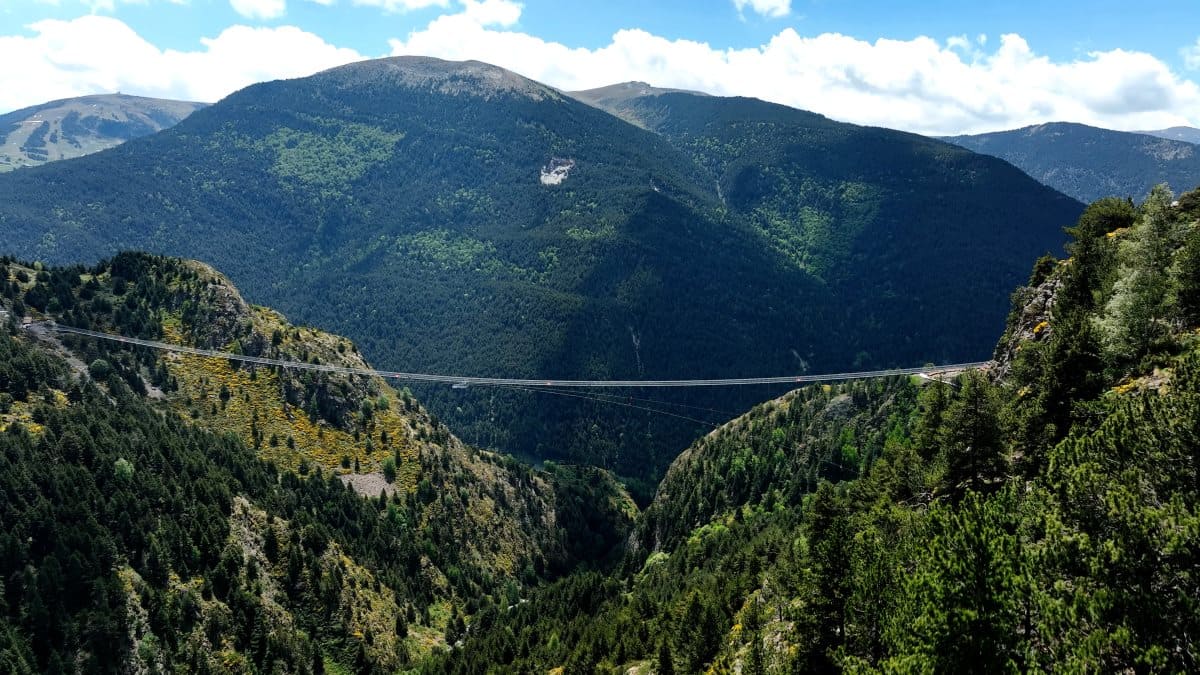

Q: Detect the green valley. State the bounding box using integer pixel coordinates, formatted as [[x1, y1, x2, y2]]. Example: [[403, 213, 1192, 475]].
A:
[[0, 252, 635, 672]]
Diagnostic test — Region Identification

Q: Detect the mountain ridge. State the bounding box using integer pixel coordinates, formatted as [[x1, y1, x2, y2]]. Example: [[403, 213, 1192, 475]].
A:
[[1136, 125, 1200, 144], [942, 121, 1200, 203], [0, 93, 206, 171]]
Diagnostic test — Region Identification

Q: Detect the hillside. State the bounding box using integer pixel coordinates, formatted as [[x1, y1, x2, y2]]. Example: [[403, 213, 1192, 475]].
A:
[[575, 87, 1083, 361], [430, 186, 1200, 673], [943, 122, 1200, 203], [1137, 125, 1200, 144], [571, 81, 711, 129], [0, 252, 635, 672], [0, 57, 1081, 483], [0, 93, 206, 171]]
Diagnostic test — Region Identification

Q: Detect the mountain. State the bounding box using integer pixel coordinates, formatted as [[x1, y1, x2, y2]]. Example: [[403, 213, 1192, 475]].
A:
[[430, 187, 1200, 673], [0, 93, 206, 171], [1136, 125, 1200, 144], [568, 86, 1082, 373], [0, 252, 635, 672], [942, 122, 1200, 203], [0, 57, 1082, 483], [571, 81, 710, 128]]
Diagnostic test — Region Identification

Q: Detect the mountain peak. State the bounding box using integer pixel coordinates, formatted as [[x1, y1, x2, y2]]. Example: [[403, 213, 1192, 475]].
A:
[[570, 80, 710, 107], [314, 55, 561, 101], [569, 81, 711, 129]]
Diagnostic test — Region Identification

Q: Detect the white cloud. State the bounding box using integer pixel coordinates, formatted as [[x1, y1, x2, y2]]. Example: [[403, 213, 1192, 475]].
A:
[[1184, 38, 1200, 70], [0, 16, 363, 110], [2, 4, 1198, 135], [387, 4, 1200, 134], [350, 0, 451, 12], [460, 0, 520, 26], [946, 34, 970, 51], [732, 0, 789, 18], [36, 0, 187, 11], [230, 0, 286, 20]]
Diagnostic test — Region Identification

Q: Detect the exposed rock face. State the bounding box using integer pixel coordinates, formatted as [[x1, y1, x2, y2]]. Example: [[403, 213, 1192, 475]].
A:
[[992, 268, 1063, 381], [539, 157, 574, 185], [176, 260, 380, 430]]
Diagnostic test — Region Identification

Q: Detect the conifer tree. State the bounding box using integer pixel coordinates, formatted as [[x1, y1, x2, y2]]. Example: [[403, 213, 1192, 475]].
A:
[[656, 639, 674, 675], [940, 371, 1004, 499], [1171, 221, 1200, 326], [1096, 185, 1180, 360]]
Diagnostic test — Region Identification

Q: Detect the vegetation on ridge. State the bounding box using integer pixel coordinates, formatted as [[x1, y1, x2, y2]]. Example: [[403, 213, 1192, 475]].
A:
[[0, 252, 636, 673]]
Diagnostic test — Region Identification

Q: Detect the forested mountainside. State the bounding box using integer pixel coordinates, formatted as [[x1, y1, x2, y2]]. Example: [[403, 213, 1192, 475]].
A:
[[1, 187, 1197, 672], [0, 252, 633, 673], [1137, 126, 1200, 144], [0, 94, 205, 171], [429, 186, 1200, 673], [943, 122, 1200, 203], [0, 57, 1081, 485], [573, 87, 1083, 366]]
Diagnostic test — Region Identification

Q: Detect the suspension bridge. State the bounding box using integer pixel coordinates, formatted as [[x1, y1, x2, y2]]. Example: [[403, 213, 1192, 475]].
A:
[[27, 321, 990, 390]]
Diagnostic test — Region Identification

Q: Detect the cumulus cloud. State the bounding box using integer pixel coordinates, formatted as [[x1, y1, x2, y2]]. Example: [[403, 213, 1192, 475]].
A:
[[2, 4, 1198, 135], [732, 0, 790, 19], [388, 3, 1200, 134], [230, 0, 286, 19], [0, 16, 363, 109], [1184, 38, 1200, 70]]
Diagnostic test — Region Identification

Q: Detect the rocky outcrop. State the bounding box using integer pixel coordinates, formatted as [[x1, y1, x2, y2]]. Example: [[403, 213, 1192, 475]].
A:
[[991, 266, 1064, 381]]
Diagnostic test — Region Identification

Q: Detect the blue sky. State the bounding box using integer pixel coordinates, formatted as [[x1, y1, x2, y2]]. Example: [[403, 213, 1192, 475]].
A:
[[2, 0, 1199, 134]]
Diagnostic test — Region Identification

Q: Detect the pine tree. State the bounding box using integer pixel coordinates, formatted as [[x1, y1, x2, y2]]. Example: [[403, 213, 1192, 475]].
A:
[[941, 371, 1004, 499], [913, 378, 949, 459], [805, 481, 852, 671], [1059, 197, 1132, 313], [656, 639, 674, 675], [1096, 185, 1180, 360], [1171, 221, 1200, 326], [889, 491, 1026, 674], [746, 629, 767, 675]]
